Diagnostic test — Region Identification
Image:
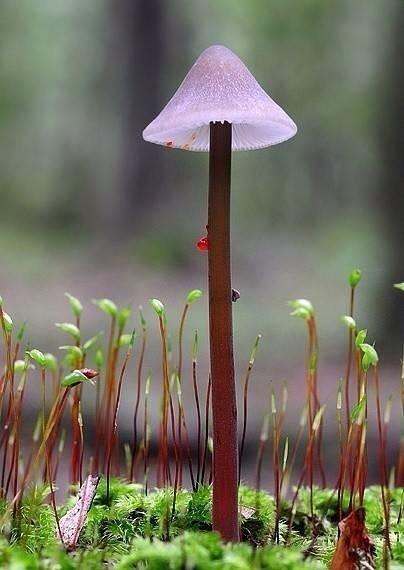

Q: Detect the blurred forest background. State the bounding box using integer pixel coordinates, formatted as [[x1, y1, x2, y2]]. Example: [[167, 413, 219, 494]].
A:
[[1, 0, 403, 477]]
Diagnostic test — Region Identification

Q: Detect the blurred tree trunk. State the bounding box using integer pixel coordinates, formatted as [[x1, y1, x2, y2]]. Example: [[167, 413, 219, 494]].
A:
[[107, 0, 168, 235], [378, 1, 404, 355]]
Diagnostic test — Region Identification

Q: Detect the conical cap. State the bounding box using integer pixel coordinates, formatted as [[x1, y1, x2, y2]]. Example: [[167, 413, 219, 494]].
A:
[[143, 45, 297, 152]]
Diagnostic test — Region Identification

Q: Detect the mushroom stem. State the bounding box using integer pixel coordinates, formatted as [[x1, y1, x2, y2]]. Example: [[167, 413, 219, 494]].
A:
[[208, 121, 239, 542]]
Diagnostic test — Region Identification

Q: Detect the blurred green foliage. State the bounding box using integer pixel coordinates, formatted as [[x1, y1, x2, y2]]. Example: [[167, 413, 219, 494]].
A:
[[0, 0, 392, 235], [0, 0, 402, 356]]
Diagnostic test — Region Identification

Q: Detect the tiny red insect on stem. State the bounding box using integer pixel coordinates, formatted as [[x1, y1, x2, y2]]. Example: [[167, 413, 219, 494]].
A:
[[196, 236, 209, 251]]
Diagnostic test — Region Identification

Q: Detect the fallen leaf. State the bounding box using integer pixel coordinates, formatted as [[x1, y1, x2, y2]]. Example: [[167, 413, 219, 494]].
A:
[[239, 505, 256, 519], [58, 475, 100, 549], [330, 507, 375, 570]]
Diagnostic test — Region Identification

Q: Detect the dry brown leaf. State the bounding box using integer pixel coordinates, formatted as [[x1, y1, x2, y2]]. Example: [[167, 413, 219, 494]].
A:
[[58, 475, 100, 549], [330, 507, 375, 570], [239, 505, 256, 519]]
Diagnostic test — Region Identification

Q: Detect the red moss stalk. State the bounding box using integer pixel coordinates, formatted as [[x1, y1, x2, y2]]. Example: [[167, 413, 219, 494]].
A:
[[191, 331, 202, 486], [344, 286, 355, 432], [106, 331, 135, 503], [200, 375, 211, 486], [239, 334, 261, 484], [130, 309, 146, 481]]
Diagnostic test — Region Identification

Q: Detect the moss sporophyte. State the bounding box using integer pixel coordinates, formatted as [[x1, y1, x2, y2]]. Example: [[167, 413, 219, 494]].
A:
[[0, 267, 403, 568]]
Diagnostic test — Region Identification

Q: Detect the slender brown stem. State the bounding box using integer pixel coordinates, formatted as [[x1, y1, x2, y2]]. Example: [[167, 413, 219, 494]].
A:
[[176, 304, 189, 488], [179, 399, 196, 491], [99, 316, 116, 471], [280, 405, 307, 495], [70, 387, 81, 485], [239, 334, 261, 485], [255, 408, 270, 508], [307, 317, 326, 487], [336, 383, 345, 520], [271, 390, 281, 543], [200, 375, 211, 486], [374, 368, 392, 561], [130, 312, 146, 481], [157, 316, 171, 488], [207, 121, 238, 542], [12, 374, 26, 501], [345, 287, 355, 431], [93, 363, 102, 476], [192, 331, 202, 486], [286, 410, 324, 544], [106, 332, 135, 504], [143, 376, 151, 496], [52, 428, 65, 482], [42, 376, 63, 547], [177, 304, 189, 384]]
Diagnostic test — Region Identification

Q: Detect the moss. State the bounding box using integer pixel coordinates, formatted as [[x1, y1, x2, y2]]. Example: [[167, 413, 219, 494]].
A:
[[239, 485, 274, 545], [0, 538, 40, 569], [9, 485, 56, 554], [1, 480, 402, 568], [258, 545, 326, 569], [117, 532, 326, 570], [184, 485, 212, 531]]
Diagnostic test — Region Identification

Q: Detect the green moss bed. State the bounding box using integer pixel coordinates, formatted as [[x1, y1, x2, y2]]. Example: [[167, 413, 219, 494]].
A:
[[0, 479, 402, 569]]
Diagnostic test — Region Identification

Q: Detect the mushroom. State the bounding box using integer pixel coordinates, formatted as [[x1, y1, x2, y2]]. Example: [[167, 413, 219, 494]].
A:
[[143, 44, 296, 542]]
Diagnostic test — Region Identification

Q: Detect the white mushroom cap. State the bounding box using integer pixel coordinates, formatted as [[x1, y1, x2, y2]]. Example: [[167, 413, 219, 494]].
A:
[[143, 45, 297, 152]]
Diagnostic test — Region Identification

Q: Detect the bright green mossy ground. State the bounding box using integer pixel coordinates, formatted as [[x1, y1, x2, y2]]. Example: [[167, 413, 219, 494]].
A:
[[0, 479, 402, 569]]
